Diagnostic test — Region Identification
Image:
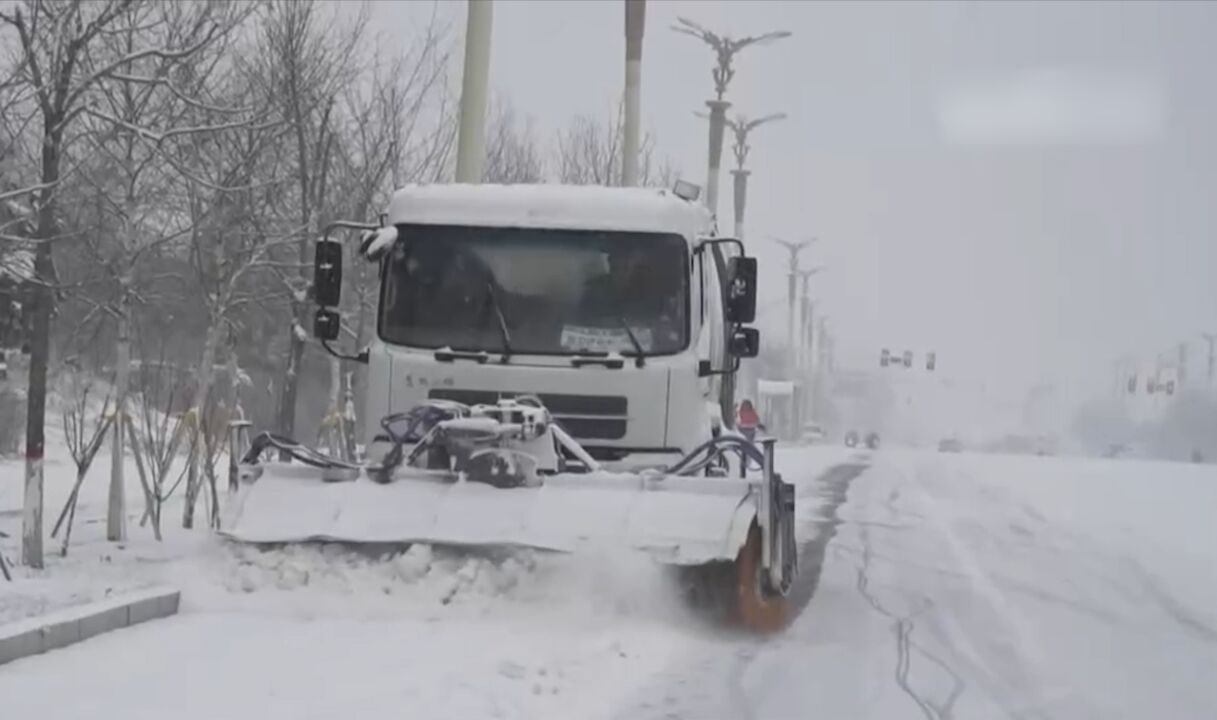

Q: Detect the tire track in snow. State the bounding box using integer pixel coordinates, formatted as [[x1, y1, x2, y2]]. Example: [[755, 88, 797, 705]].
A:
[[1125, 558, 1217, 645], [854, 491, 965, 720], [785, 462, 869, 616], [607, 462, 868, 720]]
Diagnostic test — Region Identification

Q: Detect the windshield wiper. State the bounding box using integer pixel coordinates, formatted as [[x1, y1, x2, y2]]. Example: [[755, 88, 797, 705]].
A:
[[617, 315, 646, 368], [484, 281, 512, 364]]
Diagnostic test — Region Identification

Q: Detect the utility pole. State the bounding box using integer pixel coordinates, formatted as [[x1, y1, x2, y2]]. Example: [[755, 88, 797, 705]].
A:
[[1178, 341, 1189, 390], [1202, 333, 1217, 388], [773, 238, 813, 377], [797, 267, 821, 422], [622, 0, 646, 186], [773, 238, 813, 434], [672, 18, 790, 218], [796, 267, 822, 376], [454, 0, 493, 184]]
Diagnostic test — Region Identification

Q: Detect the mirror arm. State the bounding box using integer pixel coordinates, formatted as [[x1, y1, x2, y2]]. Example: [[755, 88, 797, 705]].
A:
[[698, 355, 742, 378], [324, 220, 379, 237], [321, 338, 369, 365]]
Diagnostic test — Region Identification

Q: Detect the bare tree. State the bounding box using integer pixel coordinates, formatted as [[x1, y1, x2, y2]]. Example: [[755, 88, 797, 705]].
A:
[[554, 102, 676, 188], [66, 0, 255, 540], [174, 105, 295, 529], [0, 0, 242, 567], [483, 98, 543, 185], [252, 0, 368, 451], [50, 369, 112, 556], [326, 22, 451, 436]]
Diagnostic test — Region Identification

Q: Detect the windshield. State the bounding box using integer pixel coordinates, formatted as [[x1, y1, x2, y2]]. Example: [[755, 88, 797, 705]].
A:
[[378, 224, 689, 356]]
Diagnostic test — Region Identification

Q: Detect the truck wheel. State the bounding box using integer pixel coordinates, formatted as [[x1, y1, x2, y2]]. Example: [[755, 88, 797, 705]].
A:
[[732, 522, 790, 633]]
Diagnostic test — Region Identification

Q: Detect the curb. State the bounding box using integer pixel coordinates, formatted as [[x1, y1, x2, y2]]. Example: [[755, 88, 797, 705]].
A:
[[0, 586, 180, 666]]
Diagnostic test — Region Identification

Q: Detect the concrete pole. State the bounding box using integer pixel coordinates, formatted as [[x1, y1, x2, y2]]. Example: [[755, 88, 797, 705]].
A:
[[704, 99, 730, 216], [1202, 333, 1216, 388], [774, 239, 813, 381], [796, 269, 819, 421], [786, 268, 798, 377], [454, 0, 493, 184], [1178, 342, 1189, 389], [622, 0, 645, 187], [806, 299, 817, 420], [731, 168, 749, 238]]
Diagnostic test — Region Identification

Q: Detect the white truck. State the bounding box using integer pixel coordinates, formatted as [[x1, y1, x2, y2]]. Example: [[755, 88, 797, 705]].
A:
[[320, 183, 759, 465], [225, 183, 797, 632]]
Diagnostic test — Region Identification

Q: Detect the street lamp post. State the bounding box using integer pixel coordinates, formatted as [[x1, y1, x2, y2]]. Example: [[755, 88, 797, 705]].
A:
[[797, 267, 822, 424], [672, 18, 790, 219], [693, 111, 786, 238], [1202, 333, 1217, 388], [773, 237, 814, 434], [727, 113, 785, 239]]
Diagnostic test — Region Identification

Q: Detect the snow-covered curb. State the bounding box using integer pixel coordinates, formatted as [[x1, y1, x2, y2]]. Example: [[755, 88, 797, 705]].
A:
[[0, 586, 180, 666]]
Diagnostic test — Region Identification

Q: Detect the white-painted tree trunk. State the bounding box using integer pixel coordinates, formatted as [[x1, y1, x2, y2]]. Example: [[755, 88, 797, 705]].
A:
[[107, 305, 129, 541], [22, 456, 43, 568], [327, 356, 341, 458]]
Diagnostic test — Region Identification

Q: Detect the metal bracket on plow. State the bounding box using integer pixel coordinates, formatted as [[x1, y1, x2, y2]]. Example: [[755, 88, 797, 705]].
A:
[[759, 438, 797, 595]]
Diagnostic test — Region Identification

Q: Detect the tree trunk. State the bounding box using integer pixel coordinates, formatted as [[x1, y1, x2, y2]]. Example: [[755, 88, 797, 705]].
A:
[[22, 122, 64, 569], [182, 318, 220, 529], [107, 302, 130, 541], [276, 322, 305, 446]]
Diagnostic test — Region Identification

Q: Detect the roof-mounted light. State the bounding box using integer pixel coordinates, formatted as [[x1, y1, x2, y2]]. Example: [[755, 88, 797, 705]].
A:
[[672, 180, 701, 202]]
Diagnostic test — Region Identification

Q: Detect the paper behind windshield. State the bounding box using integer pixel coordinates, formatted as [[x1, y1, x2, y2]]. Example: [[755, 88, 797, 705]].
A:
[[560, 325, 654, 353]]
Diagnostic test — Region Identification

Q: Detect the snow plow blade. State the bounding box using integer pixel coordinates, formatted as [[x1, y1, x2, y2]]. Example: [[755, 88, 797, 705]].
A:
[[221, 465, 756, 566], [220, 399, 798, 632]]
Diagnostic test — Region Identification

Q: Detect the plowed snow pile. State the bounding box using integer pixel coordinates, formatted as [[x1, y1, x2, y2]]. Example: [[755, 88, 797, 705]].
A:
[[179, 540, 694, 628]]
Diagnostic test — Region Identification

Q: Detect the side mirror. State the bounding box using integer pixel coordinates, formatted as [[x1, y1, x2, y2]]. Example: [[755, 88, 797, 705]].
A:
[[313, 238, 343, 308], [725, 256, 757, 323], [730, 327, 760, 358], [314, 308, 340, 341]]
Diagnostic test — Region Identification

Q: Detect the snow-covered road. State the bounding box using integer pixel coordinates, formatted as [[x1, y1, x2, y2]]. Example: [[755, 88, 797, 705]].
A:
[[4, 448, 1217, 719]]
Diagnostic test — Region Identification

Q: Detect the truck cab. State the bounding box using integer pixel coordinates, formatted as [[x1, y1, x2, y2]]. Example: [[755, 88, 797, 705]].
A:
[[314, 183, 760, 466]]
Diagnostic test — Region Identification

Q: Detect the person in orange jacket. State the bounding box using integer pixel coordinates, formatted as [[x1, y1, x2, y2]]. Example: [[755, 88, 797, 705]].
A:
[[737, 399, 765, 442]]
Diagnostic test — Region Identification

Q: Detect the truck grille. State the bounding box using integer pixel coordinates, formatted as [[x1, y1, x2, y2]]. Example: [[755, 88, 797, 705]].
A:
[[427, 389, 628, 440]]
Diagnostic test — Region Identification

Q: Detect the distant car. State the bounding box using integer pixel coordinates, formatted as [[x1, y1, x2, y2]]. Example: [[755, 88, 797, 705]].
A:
[[844, 430, 860, 448], [865, 432, 881, 450], [938, 438, 963, 453], [800, 423, 825, 443]]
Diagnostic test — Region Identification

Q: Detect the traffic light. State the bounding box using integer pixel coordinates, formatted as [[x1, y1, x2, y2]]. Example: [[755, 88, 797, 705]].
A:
[[1127, 376, 1136, 394], [902, 350, 912, 368], [926, 352, 936, 372], [880, 348, 890, 367]]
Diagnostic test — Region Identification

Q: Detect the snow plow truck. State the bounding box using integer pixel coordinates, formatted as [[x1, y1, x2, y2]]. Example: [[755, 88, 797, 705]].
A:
[[222, 183, 798, 632]]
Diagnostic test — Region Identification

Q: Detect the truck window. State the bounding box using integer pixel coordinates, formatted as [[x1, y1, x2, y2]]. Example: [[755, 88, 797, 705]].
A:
[[378, 224, 690, 356]]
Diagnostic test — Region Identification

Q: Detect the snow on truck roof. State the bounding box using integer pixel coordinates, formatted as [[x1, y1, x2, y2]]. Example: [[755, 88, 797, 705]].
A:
[[386, 183, 713, 238]]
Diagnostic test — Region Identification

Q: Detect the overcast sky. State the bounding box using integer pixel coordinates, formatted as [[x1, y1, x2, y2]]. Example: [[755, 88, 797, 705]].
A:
[[371, 0, 1217, 410]]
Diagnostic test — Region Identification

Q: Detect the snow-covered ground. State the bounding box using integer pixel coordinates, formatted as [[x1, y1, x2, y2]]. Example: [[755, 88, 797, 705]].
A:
[[4, 444, 1217, 719]]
